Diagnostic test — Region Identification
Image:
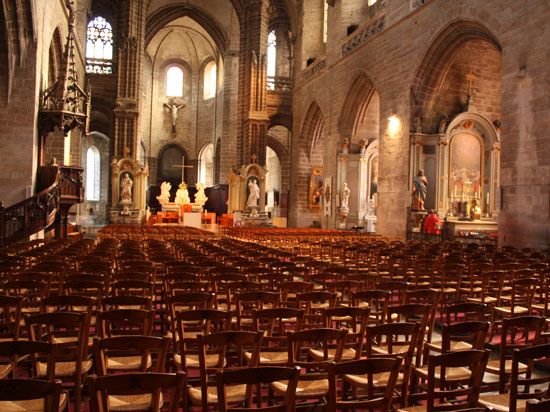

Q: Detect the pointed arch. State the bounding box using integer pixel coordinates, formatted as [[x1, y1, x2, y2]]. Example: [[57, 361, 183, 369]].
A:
[[300, 101, 325, 161], [47, 27, 63, 87], [411, 19, 501, 128], [339, 72, 377, 142]]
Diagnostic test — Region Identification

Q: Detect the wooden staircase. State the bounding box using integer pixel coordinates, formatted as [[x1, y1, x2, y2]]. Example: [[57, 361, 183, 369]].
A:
[[0, 165, 84, 248]]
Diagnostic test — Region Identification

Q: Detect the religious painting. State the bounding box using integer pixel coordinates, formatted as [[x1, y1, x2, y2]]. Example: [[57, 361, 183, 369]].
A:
[[449, 132, 482, 198], [309, 167, 324, 209]]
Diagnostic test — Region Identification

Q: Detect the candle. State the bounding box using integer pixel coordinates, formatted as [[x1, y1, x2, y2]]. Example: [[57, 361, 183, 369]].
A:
[[486, 192, 490, 205]]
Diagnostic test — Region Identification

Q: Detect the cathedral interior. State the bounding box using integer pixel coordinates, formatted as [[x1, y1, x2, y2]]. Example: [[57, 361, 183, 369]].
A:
[[0, 0, 547, 248], [0, 2, 548, 410]]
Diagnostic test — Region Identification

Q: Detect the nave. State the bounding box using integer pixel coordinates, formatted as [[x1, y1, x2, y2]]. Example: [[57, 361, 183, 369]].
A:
[[0, 226, 548, 411]]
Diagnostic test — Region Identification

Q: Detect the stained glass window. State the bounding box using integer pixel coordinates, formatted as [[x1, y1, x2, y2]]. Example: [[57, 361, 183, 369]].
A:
[[86, 16, 113, 74]]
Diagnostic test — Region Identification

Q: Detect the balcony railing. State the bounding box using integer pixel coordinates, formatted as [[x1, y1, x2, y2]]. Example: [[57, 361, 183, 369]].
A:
[[267, 76, 293, 92]]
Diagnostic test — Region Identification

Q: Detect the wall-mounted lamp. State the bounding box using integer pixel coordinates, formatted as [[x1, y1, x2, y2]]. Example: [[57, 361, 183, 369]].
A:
[[388, 113, 401, 137]]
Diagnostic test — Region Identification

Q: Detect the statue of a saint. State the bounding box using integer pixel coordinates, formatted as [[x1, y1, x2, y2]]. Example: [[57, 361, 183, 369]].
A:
[[194, 182, 208, 206], [412, 169, 428, 211], [342, 138, 350, 154], [247, 178, 260, 208], [120, 173, 133, 202], [157, 181, 172, 204], [175, 182, 190, 205], [341, 182, 351, 211], [164, 103, 185, 132]]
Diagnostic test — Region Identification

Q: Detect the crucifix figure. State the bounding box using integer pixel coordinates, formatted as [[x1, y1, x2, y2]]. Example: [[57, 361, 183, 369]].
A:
[[465, 72, 477, 111], [164, 102, 185, 133], [173, 156, 193, 184]]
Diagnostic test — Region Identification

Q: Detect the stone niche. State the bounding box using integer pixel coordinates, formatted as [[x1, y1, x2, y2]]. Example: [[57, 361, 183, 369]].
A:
[[109, 156, 148, 224]]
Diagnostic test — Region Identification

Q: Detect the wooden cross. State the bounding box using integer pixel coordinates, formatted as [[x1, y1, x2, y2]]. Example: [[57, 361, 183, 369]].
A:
[[173, 156, 193, 183]]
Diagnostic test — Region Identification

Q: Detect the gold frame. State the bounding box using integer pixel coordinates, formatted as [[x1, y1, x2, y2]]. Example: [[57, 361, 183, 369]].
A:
[[309, 167, 324, 209]]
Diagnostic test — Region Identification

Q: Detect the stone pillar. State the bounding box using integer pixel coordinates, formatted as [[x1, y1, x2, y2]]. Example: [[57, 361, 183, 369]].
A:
[[113, 0, 146, 159], [239, 0, 270, 166]]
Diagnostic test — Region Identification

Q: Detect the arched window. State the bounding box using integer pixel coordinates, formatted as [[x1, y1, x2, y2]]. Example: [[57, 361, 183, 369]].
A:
[[203, 61, 217, 99], [267, 30, 277, 90], [166, 66, 184, 97], [198, 143, 214, 186], [86, 146, 100, 201], [86, 16, 113, 74]]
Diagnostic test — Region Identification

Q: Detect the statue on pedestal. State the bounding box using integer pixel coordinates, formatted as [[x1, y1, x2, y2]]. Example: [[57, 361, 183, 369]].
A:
[[175, 182, 190, 205], [194, 182, 208, 207], [412, 169, 428, 211], [157, 181, 171, 204], [120, 173, 133, 203], [247, 178, 260, 208], [340, 182, 351, 212]]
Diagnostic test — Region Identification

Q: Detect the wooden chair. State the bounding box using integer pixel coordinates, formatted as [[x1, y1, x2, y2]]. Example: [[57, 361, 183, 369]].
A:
[[101, 295, 153, 311], [88, 371, 186, 412], [327, 357, 402, 411], [249, 308, 304, 367], [0, 295, 22, 341], [0, 339, 56, 380], [271, 328, 347, 408], [232, 291, 281, 330], [401, 350, 489, 412], [0, 378, 63, 412], [189, 331, 263, 411], [387, 303, 430, 366], [404, 289, 441, 346], [172, 309, 231, 373], [352, 290, 391, 324], [348, 322, 420, 407], [479, 343, 550, 412], [97, 308, 154, 337], [5, 279, 49, 315], [295, 291, 337, 328], [94, 335, 170, 375], [314, 306, 370, 361], [216, 366, 300, 412], [485, 315, 544, 393], [26, 311, 91, 411]]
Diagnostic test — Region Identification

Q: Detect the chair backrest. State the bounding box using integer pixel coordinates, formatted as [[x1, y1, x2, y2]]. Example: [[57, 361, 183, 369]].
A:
[[324, 307, 370, 359], [88, 372, 186, 412], [445, 302, 488, 323], [93, 335, 170, 375], [510, 343, 550, 412], [0, 295, 22, 339], [0, 378, 63, 412], [101, 295, 153, 310], [288, 328, 347, 368], [197, 331, 263, 411], [440, 321, 489, 352], [327, 357, 402, 411], [426, 350, 489, 411], [233, 291, 281, 329], [216, 366, 300, 412], [0, 340, 56, 379], [496, 316, 545, 392], [97, 309, 154, 337], [352, 290, 391, 323]]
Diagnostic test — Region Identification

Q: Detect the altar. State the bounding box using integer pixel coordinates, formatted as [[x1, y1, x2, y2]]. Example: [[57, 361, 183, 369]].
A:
[[182, 212, 202, 228], [443, 218, 497, 243]]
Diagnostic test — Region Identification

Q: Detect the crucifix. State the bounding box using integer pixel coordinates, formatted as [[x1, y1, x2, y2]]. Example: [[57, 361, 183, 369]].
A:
[[164, 102, 185, 133], [173, 156, 193, 183], [465, 72, 477, 111]]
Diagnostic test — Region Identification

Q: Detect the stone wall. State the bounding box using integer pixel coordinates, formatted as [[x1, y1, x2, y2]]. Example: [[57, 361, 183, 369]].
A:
[[290, 0, 550, 248]]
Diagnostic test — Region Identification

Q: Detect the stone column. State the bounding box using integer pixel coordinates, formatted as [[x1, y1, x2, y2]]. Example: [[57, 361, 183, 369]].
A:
[[113, 0, 146, 159], [238, 0, 270, 166]]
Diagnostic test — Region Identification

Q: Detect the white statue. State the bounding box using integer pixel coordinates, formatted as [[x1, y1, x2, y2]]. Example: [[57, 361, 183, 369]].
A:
[[157, 181, 171, 204], [194, 182, 208, 207], [341, 182, 351, 211], [120, 173, 133, 202], [247, 178, 260, 208], [175, 182, 190, 205]]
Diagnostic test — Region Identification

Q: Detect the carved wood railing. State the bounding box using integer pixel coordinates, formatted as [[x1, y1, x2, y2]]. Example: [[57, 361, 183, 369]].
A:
[[0, 166, 84, 248]]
